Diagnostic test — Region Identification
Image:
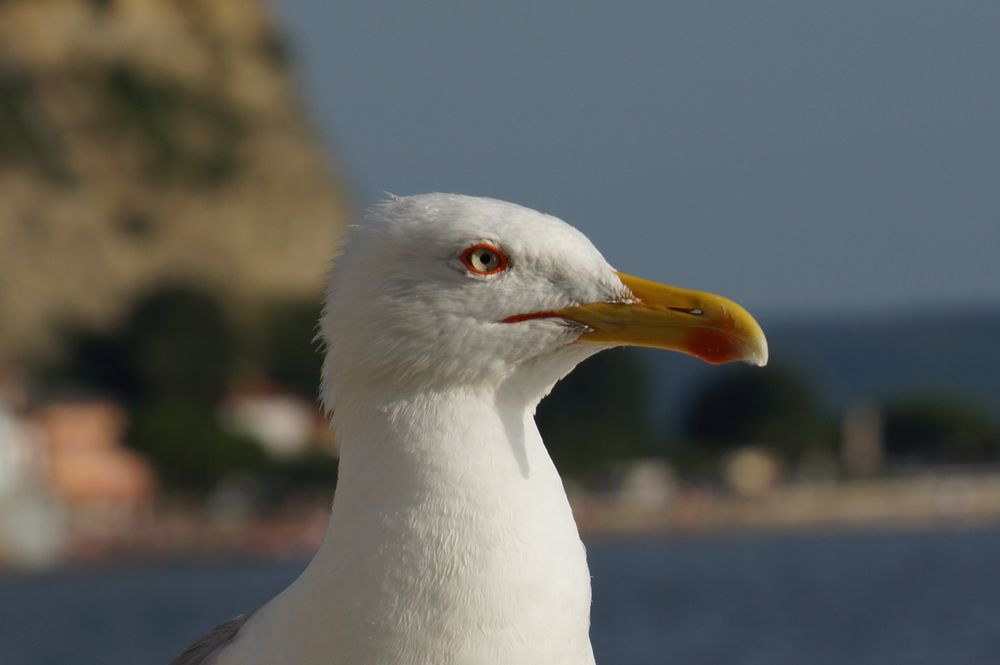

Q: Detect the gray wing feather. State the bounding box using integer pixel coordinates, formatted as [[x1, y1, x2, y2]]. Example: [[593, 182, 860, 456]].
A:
[[169, 611, 254, 665]]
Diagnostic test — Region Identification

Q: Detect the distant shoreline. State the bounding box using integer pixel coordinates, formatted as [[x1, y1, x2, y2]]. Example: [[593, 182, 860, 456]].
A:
[[5, 472, 1000, 570], [573, 472, 1000, 538]]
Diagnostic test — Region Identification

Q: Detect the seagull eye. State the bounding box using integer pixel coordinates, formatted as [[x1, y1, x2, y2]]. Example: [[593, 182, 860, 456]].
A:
[[460, 244, 509, 275]]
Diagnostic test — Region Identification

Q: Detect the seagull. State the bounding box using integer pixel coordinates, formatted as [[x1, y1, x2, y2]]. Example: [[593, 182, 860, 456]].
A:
[[171, 193, 767, 665]]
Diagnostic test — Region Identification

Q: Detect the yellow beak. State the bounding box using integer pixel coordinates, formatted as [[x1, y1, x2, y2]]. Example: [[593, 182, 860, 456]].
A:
[[552, 273, 768, 366]]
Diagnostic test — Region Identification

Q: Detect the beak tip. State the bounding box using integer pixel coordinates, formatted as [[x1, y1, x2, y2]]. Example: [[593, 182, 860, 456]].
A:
[[748, 338, 769, 367]]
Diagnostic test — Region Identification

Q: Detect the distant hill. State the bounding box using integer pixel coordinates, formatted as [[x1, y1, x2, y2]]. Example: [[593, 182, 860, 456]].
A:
[[641, 306, 1000, 430], [0, 0, 349, 365]]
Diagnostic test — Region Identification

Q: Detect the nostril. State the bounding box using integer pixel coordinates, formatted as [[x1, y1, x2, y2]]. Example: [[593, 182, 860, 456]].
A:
[[669, 307, 704, 316]]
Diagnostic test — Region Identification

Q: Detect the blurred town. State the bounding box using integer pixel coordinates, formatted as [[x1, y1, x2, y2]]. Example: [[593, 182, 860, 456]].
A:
[[2, 0, 1000, 570]]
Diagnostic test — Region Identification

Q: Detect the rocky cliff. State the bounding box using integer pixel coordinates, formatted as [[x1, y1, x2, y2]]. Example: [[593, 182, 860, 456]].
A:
[[0, 0, 349, 365]]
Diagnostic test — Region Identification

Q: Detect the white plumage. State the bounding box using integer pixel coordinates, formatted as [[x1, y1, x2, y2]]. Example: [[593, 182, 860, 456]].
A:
[[175, 193, 766, 665]]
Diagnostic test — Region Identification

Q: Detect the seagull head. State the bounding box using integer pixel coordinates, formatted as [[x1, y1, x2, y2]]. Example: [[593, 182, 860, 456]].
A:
[[321, 194, 767, 408]]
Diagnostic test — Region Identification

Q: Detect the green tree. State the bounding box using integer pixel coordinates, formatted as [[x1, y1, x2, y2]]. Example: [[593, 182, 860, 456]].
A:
[[259, 298, 323, 399], [41, 284, 234, 405], [120, 284, 235, 403], [42, 325, 136, 399], [883, 396, 999, 463], [128, 400, 269, 494], [679, 364, 829, 464], [537, 349, 651, 479]]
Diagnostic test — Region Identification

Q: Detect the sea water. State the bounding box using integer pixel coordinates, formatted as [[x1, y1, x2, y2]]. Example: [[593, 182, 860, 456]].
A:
[[2, 526, 998, 665]]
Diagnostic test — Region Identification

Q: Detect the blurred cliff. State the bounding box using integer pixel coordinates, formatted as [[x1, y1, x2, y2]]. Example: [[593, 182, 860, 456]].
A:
[[0, 0, 349, 365], [0, 0, 348, 567]]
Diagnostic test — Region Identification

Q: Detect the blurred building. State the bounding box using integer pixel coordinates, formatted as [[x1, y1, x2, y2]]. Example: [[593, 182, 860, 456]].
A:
[[723, 447, 783, 497], [0, 375, 34, 496], [36, 395, 155, 509], [0, 0, 349, 366], [613, 458, 677, 511], [222, 383, 336, 459], [0, 375, 62, 567], [841, 403, 885, 477], [0, 375, 158, 566]]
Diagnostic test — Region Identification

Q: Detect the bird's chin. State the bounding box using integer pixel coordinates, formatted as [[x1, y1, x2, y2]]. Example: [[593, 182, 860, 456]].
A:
[[500, 341, 607, 403]]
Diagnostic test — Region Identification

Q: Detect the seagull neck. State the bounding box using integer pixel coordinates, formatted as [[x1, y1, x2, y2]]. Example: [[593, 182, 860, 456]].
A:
[[245, 388, 596, 664], [330, 387, 549, 493]]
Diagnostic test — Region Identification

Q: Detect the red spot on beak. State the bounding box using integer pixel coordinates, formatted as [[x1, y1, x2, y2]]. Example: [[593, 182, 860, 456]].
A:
[[501, 311, 564, 324]]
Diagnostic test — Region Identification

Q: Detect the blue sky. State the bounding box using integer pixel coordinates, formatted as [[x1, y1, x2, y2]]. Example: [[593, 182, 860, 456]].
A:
[[274, 0, 999, 315]]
